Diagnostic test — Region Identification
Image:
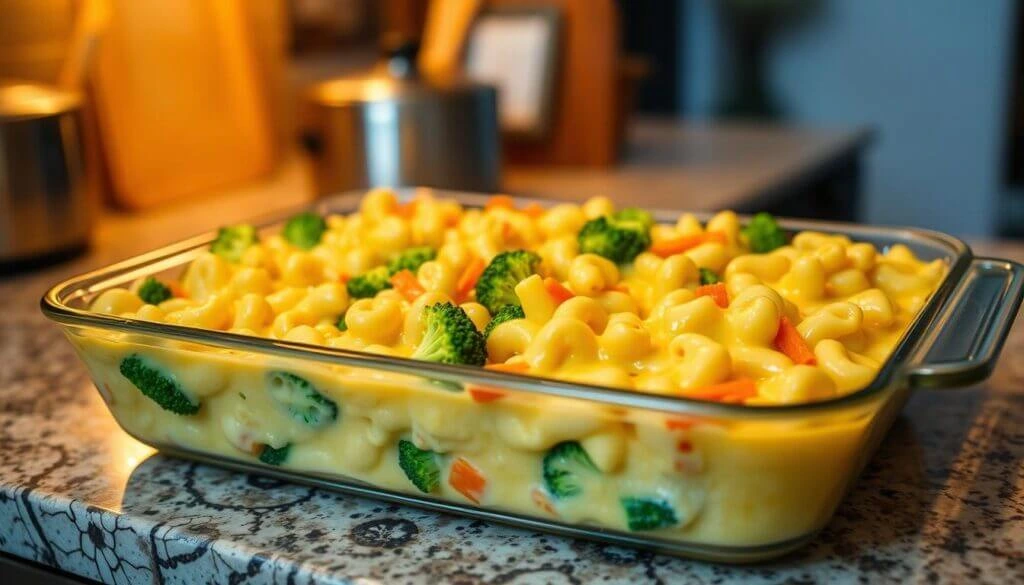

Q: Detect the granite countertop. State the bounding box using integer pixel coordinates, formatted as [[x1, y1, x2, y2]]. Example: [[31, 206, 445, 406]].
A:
[[2, 162, 1023, 584]]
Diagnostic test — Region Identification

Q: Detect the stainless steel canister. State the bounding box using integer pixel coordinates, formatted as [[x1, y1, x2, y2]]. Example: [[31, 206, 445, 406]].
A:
[[302, 54, 500, 196], [0, 81, 91, 268]]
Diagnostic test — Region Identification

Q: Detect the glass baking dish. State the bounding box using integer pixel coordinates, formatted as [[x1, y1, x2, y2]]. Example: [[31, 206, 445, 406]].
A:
[[41, 190, 1024, 563]]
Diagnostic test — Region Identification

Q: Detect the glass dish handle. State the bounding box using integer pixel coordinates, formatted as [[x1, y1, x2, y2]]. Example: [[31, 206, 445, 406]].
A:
[[908, 257, 1024, 388]]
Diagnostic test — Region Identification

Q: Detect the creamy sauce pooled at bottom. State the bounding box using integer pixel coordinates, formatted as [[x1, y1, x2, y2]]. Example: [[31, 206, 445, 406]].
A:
[[71, 333, 875, 547]]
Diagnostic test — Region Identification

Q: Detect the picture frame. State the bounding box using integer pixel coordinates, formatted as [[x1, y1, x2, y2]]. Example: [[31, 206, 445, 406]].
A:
[[464, 6, 562, 141]]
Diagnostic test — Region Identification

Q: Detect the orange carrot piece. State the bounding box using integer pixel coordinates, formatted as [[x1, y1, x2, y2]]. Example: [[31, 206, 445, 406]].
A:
[[339, 272, 351, 284], [449, 457, 486, 504], [694, 283, 729, 308], [649, 231, 727, 257], [665, 415, 721, 431], [682, 378, 758, 402], [544, 277, 575, 305], [467, 386, 507, 403], [531, 487, 558, 516], [167, 281, 188, 299], [484, 362, 530, 374], [455, 257, 486, 301], [485, 195, 516, 212], [389, 270, 425, 301], [665, 417, 700, 431], [774, 316, 816, 365], [394, 199, 419, 218], [667, 418, 700, 432], [522, 203, 546, 218]]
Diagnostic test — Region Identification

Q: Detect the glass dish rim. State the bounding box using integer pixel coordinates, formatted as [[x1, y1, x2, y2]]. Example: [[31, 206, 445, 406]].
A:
[[40, 189, 974, 418]]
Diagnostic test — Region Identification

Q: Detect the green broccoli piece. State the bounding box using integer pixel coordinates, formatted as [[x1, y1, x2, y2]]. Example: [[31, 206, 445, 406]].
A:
[[398, 439, 441, 493], [258, 443, 291, 466], [542, 441, 600, 499], [282, 211, 327, 250], [386, 246, 436, 275], [265, 371, 339, 429], [119, 354, 199, 415], [428, 378, 464, 392], [474, 250, 541, 315], [482, 305, 525, 340], [346, 266, 393, 299], [620, 497, 678, 531], [699, 268, 721, 286], [335, 313, 348, 331], [137, 277, 172, 305], [742, 212, 787, 253], [613, 208, 655, 232], [411, 303, 487, 366], [210, 224, 258, 262], [577, 215, 652, 264]]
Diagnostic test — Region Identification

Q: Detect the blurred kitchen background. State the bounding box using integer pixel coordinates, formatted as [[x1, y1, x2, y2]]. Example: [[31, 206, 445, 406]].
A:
[[2, 0, 1022, 271]]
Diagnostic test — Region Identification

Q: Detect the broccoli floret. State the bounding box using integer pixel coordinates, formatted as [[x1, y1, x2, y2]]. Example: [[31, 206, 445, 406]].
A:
[[577, 215, 652, 264], [386, 246, 436, 275], [613, 208, 655, 232], [398, 439, 441, 493], [428, 378, 464, 392], [210, 224, 258, 262], [542, 441, 600, 499], [258, 443, 291, 466], [699, 268, 721, 285], [119, 354, 199, 415], [336, 313, 348, 331], [474, 250, 541, 314], [620, 497, 678, 531], [346, 266, 392, 299], [282, 211, 327, 250], [411, 303, 487, 366], [265, 371, 339, 429], [742, 212, 787, 253], [482, 305, 525, 340], [137, 277, 172, 305]]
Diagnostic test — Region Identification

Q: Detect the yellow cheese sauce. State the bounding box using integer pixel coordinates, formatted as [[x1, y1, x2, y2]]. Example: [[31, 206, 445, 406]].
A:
[[71, 189, 945, 546]]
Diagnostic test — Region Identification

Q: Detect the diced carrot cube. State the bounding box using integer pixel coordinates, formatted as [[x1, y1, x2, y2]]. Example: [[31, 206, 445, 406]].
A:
[[389, 269, 426, 302], [455, 257, 486, 302], [681, 378, 758, 402], [774, 316, 816, 365], [468, 387, 506, 403], [650, 231, 727, 257], [543, 277, 575, 305], [449, 457, 486, 504], [484, 195, 516, 212], [694, 282, 729, 308]]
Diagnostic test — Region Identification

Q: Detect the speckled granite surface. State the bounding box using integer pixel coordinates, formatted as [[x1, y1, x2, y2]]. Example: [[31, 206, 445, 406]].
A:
[[2, 223, 1023, 583]]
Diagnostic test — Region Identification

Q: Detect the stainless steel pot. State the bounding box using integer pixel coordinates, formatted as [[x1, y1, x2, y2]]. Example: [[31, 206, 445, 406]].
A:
[[0, 81, 91, 269], [302, 50, 500, 196]]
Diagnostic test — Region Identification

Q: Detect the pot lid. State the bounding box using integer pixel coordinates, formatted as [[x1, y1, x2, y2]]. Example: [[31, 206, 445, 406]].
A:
[[0, 81, 81, 121], [306, 42, 490, 107]]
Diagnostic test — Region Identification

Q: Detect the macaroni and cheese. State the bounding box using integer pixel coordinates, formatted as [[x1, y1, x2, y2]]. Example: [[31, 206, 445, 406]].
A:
[[70, 190, 946, 550]]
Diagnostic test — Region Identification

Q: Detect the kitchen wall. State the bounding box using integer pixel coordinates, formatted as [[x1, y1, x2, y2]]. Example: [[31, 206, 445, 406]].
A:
[[680, 0, 1017, 236]]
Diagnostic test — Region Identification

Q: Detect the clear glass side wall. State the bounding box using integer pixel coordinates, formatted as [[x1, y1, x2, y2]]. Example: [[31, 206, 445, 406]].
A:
[[62, 320, 890, 554]]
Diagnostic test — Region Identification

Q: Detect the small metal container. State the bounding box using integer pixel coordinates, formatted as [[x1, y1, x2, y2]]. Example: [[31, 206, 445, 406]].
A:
[[0, 81, 91, 270], [302, 53, 501, 196]]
